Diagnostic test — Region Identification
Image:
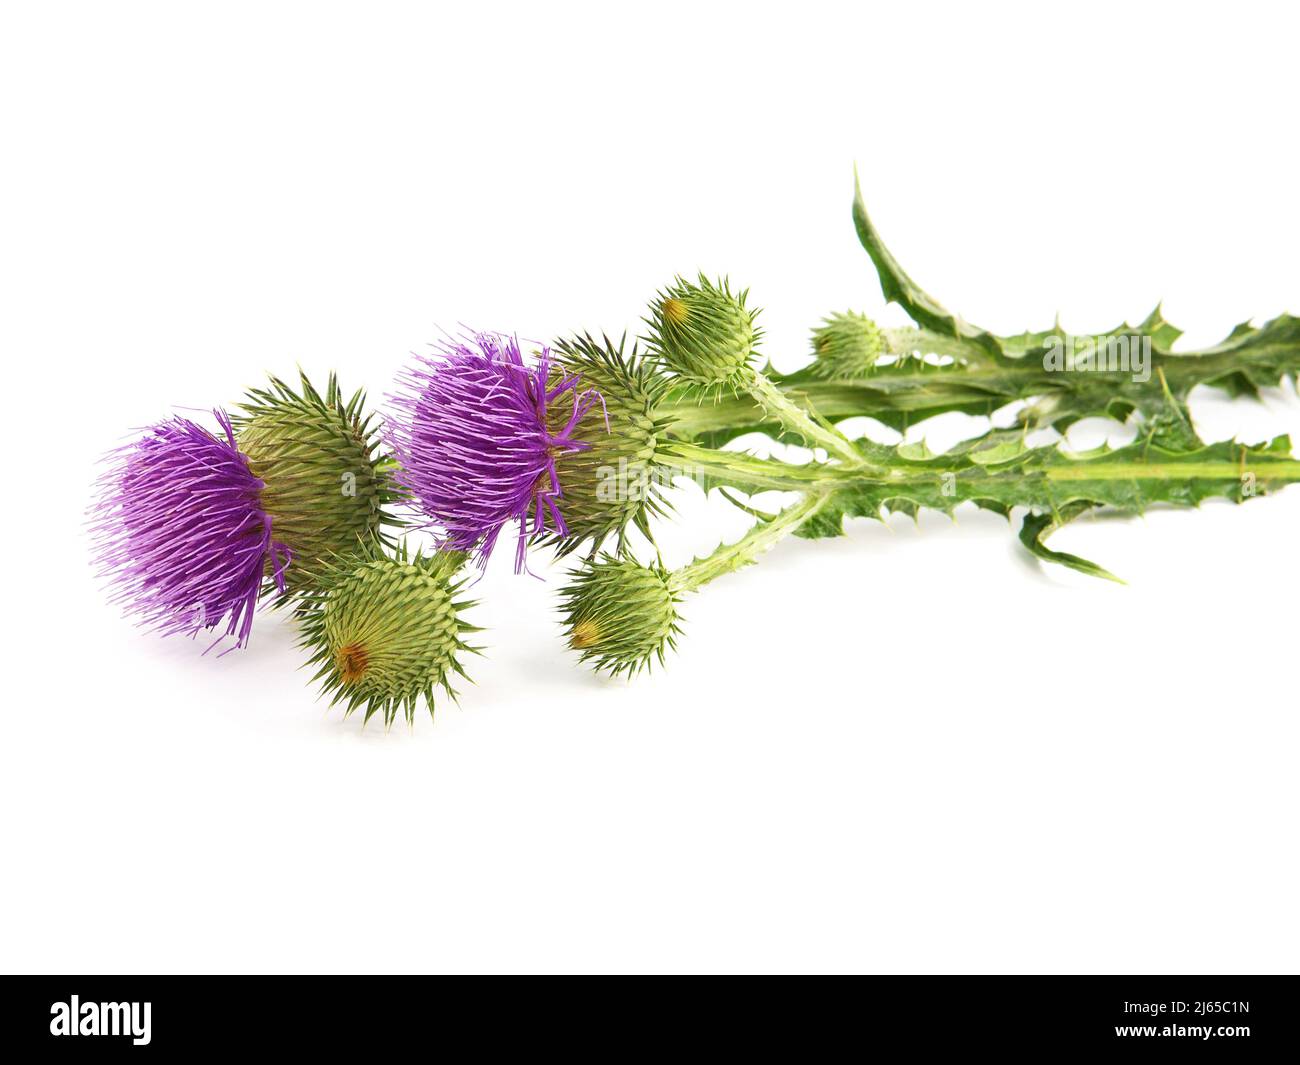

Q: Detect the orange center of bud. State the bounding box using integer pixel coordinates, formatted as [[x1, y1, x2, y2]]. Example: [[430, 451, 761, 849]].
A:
[[337, 642, 369, 684], [661, 298, 689, 327], [569, 620, 601, 649]]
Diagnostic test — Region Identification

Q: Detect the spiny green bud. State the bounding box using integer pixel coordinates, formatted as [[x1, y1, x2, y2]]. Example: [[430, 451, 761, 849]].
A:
[[298, 543, 477, 727], [644, 274, 760, 387], [809, 311, 883, 379], [549, 334, 675, 554], [235, 372, 397, 593], [558, 555, 680, 677]]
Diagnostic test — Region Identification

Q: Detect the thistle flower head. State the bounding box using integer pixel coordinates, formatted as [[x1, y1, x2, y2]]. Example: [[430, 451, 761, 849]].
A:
[[546, 333, 675, 554], [644, 274, 760, 387], [809, 311, 883, 379], [558, 555, 680, 677], [236, 372, 397, 594], [90, 411, 289, 649], [298, 542, 477, 727], [387, 332, 601, 570]]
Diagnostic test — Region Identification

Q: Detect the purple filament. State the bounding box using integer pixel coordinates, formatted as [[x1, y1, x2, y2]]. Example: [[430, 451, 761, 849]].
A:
[[387, 332, 602, 570], [90, 410, 289, 651]]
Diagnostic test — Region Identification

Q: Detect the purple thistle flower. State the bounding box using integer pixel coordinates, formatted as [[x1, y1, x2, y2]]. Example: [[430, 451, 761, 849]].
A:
[[90, 410, 291, 651], [387, 332, 603, 570]]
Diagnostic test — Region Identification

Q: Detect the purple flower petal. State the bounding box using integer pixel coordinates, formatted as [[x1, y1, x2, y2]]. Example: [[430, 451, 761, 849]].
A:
[[90, 410, 289, 650], [387, 332, 602, 570]]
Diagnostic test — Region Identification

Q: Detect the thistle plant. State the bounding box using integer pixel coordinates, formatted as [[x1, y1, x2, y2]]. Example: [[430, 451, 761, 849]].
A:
[[89, 173, 1298, 719]]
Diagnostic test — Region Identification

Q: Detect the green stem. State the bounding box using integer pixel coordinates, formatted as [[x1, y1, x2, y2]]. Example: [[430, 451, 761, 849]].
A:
[[671, 493, 828, 593], [659, 330, 1300, 441], [663, 437, 1300, 513], [664, 440, 848, 493], [739, 368, 866, 465], [659, 423, 1300, 585], [661, 373, 1009, 438], [882, 326, 992, 364]]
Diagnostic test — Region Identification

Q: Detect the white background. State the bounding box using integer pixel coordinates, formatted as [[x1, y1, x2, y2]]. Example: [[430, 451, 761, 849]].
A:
[[2, 2, 1297, 974]]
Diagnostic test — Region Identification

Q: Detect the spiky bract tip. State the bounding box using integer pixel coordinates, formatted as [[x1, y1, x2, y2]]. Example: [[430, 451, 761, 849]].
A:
[[235, 371, 397, 595], [558, 555, 681, 677], [643, 274, 760, 387], [809, 311, 883, 379], [298, 542, 478, 727]]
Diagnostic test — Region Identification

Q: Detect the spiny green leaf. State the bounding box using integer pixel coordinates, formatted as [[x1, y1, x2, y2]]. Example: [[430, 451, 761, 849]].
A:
[[778, 429, 1300, 579], [851, 168, 1004, 361], [1019, 504, 1124, 584], [660, 311, 1300, 447]]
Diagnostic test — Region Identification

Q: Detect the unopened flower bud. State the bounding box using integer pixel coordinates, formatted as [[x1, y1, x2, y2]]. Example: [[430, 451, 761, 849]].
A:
[[558, 556, 680, 677], [298, 544, 476, 727], [644, 274, 760, 387], [809, 311, 883, 378]]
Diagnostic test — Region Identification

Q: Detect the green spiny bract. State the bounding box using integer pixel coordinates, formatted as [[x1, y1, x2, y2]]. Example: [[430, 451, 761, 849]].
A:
[[297, 542, 477, 727], [235, 372, 398, 594], [644, 274, 760, 387], [548, 334, 676, 555], [559, 555, 681, 677], [809, 311, 883, 379]]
